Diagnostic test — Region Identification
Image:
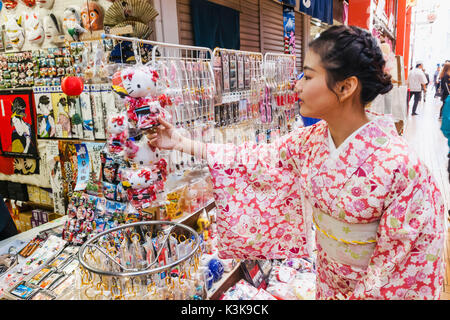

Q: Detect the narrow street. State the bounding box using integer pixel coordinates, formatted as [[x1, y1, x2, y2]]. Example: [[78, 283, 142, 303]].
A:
[[403, 90, 450, 299]]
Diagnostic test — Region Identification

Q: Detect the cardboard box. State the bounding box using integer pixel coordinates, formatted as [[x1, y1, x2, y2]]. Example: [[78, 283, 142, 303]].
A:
[[18, 212, 33, 232], [49, 213, 61, 222]]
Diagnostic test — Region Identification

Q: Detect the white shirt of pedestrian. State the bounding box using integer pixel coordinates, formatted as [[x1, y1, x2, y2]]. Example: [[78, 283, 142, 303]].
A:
[[408, 68, 427, 92]]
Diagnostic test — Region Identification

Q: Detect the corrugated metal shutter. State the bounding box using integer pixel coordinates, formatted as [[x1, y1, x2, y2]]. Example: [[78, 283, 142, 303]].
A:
[[295, 11, 304, 73], [260, 0, 284, 54], [176, 0, 261, 52], [177, 0, 195, 46], [239, 0, 260, 52]]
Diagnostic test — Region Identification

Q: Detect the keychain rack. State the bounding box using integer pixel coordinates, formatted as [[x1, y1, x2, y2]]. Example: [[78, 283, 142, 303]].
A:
[[263, 52, 297, 90], [102, 33, 216, 171], [78, 220, 200, 277], [212, 47, 263, 105], [102, 33, 216, 126]]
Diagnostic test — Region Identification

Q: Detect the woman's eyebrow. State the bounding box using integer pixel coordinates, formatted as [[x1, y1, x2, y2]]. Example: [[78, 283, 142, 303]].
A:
[[303, 66, 316, 72]]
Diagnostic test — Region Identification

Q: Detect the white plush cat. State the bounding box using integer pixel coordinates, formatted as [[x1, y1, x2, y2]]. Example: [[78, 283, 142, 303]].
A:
[[126, 136, 160, 167], [112, 65, 160, 98]]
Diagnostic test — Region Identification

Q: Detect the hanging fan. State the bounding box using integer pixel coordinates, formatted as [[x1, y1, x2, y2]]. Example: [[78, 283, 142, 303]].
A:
[[115, 20, 152, 39], [104, 0, 158, 26]]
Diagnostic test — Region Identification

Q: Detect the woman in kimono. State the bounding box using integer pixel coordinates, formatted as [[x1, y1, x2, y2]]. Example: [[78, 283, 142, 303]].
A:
[[147, 25, 446, 300]]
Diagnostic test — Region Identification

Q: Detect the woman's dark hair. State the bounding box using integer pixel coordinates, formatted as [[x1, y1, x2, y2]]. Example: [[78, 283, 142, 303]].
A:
[[11, 97, 27, 117], [309, 25, 393, 105]]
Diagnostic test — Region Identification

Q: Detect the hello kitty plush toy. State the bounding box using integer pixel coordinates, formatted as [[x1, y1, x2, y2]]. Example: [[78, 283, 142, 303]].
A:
[[112, 64, 172, 131], [106, 113, 128, 154], [121, 168, 164, 207], [125, 136, 160, 167], [112, 64, 159, 98]]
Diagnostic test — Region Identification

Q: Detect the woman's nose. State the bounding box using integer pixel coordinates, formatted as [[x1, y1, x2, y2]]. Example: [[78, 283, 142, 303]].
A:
[[294, 79, 303, 93]]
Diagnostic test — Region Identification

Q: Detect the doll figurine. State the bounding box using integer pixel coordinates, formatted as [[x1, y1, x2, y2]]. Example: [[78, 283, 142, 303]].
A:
[[24, 13, 45, 45], [43, 14, 62, 43], [5, 15, 25, 50], [80, 1, 104, 31], [63, 6, 86, 41], [37, 0, 54, 9]]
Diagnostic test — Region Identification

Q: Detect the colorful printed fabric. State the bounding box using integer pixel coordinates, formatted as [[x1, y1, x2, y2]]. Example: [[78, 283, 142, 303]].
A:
[[206, 113, 445, 300]]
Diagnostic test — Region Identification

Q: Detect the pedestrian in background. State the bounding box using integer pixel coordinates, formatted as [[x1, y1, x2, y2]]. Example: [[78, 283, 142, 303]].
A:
[[423, 68, 430, 102], [434, 64, 441, 98], [439, 62, 450, 120], [407, 62, 428, 116]]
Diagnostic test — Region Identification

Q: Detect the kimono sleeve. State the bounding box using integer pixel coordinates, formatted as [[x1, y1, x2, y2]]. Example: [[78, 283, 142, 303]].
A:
[[349, 160, 446, 300], [205, 127, 315, 260]]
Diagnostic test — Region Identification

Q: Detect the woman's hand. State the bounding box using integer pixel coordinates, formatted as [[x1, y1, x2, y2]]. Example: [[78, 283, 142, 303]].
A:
[[146, 116, 183, 151]]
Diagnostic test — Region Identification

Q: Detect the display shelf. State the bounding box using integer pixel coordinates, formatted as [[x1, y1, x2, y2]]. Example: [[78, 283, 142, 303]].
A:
[[207, 261, 242, 300], [172, 199, 216, 225], [25, 201, 55, 210]]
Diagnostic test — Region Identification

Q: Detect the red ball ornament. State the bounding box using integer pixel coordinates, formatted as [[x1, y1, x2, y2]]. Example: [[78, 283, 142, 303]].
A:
[[61, 76, 84, 97]]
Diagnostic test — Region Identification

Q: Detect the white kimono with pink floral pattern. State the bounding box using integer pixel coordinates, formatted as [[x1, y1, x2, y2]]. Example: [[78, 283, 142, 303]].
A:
[[206, 114, 445, 300]]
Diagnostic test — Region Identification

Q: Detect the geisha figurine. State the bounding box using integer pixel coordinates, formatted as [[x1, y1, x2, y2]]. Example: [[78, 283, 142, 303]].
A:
[[147, 25, 446, 300]]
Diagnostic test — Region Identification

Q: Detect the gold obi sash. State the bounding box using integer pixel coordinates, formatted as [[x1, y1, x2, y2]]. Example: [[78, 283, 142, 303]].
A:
[[312, 208, 380, 269]]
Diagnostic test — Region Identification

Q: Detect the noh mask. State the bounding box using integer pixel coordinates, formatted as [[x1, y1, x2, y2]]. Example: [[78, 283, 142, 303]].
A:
[[44, 14, 62, 42]]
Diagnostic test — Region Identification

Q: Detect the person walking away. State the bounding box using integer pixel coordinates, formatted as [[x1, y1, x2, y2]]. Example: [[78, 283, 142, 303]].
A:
[[423, 68, 429, 102], [407, 62, 428, 115], [434, 64, 441, 98], [439, 63, 450, 120]]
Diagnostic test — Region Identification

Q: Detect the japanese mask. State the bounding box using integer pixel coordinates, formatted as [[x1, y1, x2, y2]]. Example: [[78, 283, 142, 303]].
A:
[[80, 1, 104, 31], [5, 16, 25, 50], [3, 0, 19, 10], [63, 6, 86, 41], [36, 0, 54, 9], [20, 0, 35, 7], [43, 14, 62, 42], [24, 13, 45, 45]]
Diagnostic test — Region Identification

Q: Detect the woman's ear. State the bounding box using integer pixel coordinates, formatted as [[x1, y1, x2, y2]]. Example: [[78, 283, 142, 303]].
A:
[[335, 76, 359, 102]]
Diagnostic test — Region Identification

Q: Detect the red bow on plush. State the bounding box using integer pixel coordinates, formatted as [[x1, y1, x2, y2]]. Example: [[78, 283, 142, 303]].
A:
[[123, 72, 134, 81], [112, 117, 124, 126], [151, 70, 159, 83]]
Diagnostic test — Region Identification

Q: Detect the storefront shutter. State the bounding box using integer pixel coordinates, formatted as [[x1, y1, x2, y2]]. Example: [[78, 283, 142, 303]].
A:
[[177, 0, 261, 52], [295, 11, 305, 73], [260, 0, 284, 54]]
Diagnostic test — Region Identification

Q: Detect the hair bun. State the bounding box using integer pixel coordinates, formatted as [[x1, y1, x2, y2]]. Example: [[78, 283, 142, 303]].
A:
[[309, 25, 394, 105]]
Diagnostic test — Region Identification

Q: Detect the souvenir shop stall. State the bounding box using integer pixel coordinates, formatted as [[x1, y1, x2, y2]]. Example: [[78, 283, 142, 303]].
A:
[[0, 0, 316, 300], [366, 0, 408, 135]]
